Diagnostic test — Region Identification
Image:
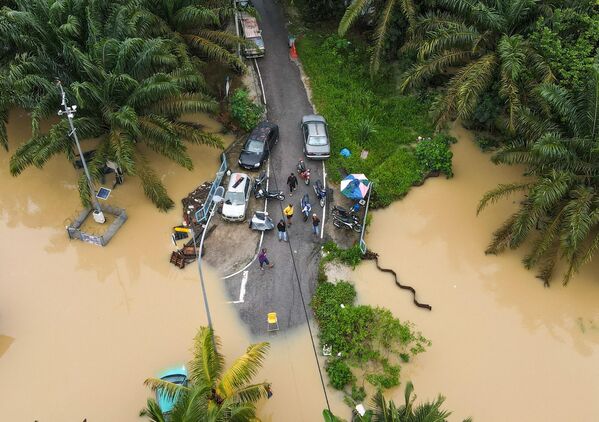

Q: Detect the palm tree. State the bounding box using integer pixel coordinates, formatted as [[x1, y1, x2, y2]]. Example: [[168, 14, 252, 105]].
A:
[[143, 0, 246, 71], [1, 0, 222, 210], [141, 327, 271, 421], [477, 63, 599, 285], [338, 0, 417, 73], [400, 0, 553, 130], [323, 381, 471, 421]]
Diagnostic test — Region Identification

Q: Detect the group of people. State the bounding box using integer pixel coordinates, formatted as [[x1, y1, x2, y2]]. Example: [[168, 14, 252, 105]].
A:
[[257, 170, 321, 271]]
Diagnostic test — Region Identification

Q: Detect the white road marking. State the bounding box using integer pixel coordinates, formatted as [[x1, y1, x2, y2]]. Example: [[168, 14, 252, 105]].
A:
[[321, 160, 326, 239], [228, 270, 249, 304]]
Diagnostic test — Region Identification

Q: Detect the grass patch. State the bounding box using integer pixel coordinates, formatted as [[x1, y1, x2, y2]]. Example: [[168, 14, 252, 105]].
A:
[[297, 31, 435, 207]]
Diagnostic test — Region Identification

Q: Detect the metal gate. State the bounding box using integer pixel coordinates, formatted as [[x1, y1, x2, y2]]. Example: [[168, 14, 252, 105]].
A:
[[195, 153, 228, 224]]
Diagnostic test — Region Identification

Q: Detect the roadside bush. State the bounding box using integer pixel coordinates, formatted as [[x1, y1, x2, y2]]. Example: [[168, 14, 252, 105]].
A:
[[414, 135, 454, 178], [230, 88, 264, 132], [322, 241, 363, 268], [311, 281, 430, 391], [326, 358, 354, 390]]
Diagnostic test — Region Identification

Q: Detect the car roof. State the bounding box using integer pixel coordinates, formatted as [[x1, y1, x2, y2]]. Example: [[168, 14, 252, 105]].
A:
[[227, 173, 250, 192], [248, 121, 277, 142], [240, 14, 261, 38], [302, 114, 326, 124], [306, 121, 327, 137]]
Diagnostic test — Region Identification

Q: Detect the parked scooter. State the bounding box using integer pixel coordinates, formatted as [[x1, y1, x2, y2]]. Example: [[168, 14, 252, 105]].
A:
[[253, 172, 285, 201], [297, 159, 311, 185], [313, 180, 327, 207], [331, 205, 359, 222], [300, 193, 312, 221], [332, 213, 362, 232]]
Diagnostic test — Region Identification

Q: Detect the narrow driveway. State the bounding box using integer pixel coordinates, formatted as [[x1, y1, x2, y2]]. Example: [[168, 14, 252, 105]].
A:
[[224, 0, 324, 335]]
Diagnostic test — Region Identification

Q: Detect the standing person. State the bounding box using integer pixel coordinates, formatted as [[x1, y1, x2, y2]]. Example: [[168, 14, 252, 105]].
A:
[[287, 172, 298, 196], [283, 203, 294, 225], [277, 219, 288, 242], [311, 213, 320, 236], [258, 248, 273, 270]]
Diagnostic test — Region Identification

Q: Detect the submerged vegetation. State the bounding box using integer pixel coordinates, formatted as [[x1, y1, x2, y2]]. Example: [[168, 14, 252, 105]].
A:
[[0, 0, 242, 210], [141, 327, 270, 421]]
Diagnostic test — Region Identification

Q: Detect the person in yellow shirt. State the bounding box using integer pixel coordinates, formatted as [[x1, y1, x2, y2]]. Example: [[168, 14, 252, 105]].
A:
[[283, 203, 294, 225]]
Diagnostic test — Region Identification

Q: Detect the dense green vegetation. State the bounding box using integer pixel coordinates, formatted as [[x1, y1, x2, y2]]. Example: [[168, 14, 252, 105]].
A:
[[297, 0, 599, 283], [141, 327, 270, 421], [230, 88, 265, 132], [297, 33, 452, 206], [323, 382, 472, 422], [311, 279, 430, 392], [0, 0, 242, 210]]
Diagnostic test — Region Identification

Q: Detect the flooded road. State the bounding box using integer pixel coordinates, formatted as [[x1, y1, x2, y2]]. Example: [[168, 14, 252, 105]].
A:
[[0, 110, 334, 421], [353, 125, 599, 421]]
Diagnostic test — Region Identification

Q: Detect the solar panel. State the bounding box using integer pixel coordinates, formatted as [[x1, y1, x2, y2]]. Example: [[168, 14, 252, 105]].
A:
[[96, 187, 111, 200]]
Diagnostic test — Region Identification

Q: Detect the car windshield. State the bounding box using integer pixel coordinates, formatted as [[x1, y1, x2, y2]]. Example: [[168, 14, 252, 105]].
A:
[[249, 37, 264, 49], [162, 374, 186, 385], [245, 139, 264, 153], [308, 135, 328, 146], [224, 191, 246, 205]]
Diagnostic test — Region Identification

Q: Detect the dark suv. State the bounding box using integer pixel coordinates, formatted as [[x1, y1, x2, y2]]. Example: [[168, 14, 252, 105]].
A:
[[238, 121, 279, 170]]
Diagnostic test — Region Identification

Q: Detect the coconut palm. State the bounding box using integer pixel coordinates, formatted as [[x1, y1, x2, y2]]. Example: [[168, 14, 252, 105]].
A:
[[400, 0, 553, 130], [1, 0, 223, 210], [141, 327, 271, 421], [323, 381, 471, 421], [477, 63, 599, 285], [143, 0, 245, 71], [338, 0, 417, 73]]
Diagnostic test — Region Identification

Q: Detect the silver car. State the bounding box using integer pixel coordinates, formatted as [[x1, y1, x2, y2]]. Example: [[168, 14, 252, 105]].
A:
[[221, 173, 252, 222], [301, 115, 330, 159]]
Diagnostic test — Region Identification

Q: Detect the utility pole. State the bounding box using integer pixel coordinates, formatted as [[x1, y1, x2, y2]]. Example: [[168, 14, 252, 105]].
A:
[[56, 80, 105, 224]]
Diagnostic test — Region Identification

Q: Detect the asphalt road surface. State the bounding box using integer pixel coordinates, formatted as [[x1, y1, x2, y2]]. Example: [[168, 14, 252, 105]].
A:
[[223, 0, 325, 335]]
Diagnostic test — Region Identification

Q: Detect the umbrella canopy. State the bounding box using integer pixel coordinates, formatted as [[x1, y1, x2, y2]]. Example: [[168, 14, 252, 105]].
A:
[[340, 174, 371, 200]]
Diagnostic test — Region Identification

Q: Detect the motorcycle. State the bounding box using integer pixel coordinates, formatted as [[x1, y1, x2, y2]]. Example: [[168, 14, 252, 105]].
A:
[[253, 172, 285, 201], [331, 205, 359, 222], [300, 193, 312, 222], [297, 159, 311, 185], [313, 180, 327, 207], [332, 214, 362, 232]]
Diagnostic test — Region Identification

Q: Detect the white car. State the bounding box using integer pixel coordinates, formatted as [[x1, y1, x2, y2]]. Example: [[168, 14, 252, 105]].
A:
[[222, 173, 251, 222]]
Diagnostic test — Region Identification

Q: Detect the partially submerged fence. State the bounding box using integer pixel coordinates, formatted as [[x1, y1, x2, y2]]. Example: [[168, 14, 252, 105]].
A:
[[195, 153, 227, 224], [67, 204, 127, 247], [359, 182, 373, 255]]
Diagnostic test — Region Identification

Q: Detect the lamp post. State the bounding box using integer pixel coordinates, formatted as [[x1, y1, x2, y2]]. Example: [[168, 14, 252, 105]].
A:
[[189, 186, 225, 331], [56, 81, 105, 224]]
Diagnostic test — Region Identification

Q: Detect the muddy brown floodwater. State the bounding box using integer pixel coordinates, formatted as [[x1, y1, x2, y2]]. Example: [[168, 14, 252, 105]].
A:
[[0, 110, 338, 421], [352, 125, 599, 421]]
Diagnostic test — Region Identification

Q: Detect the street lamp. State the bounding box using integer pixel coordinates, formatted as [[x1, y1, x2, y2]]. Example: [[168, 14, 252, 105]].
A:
[[189, 186, 225, 330], [56, 80, 105, 224]]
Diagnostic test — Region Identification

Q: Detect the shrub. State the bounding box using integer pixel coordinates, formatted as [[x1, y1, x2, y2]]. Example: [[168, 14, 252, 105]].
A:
[[351, 385, 367, 402], [311, 281, 430, 392], [414, 135, 454, 178], [356, 116, 377, 147], [322, 241, 363, 268], [230, 88, 264, 132], [326, 358, 355, 390]]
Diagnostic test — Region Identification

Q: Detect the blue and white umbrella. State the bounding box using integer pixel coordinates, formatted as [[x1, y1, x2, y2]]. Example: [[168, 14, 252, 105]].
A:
[[340, 174, 371, 200]]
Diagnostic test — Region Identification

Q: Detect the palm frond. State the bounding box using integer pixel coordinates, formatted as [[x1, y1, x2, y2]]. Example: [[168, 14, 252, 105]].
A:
[[218, 342, 270, 398], [477, 182, 531, 215], [338, 0, 370, 36]]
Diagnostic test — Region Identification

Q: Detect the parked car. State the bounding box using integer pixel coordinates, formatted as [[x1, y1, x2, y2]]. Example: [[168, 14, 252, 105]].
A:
[[156, 366, 188, 414], [238, 121, 279, 170], [239, 12, 264, 58], [301, 115, 330, 159], [222, 173, 252, 221]]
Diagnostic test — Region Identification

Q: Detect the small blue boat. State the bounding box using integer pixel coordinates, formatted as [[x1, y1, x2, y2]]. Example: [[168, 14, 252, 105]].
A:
[[156, 365, 188, 414]]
